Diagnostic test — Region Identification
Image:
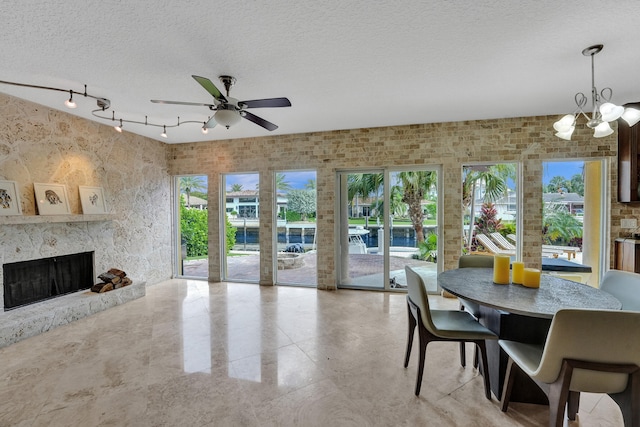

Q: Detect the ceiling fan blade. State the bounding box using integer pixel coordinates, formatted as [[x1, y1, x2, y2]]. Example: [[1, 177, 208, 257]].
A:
[[240, 97, 291, 109], [151, 99, 214, 107], [242, 111, 278, 131], [192, 75, 227, 102]]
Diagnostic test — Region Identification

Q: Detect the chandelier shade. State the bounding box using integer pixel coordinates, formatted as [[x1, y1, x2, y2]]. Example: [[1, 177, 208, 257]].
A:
[[553, 44, 640, 140]]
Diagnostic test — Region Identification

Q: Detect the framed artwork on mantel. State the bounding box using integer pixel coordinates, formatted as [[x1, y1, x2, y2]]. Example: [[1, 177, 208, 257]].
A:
[[0, 180, 22, 216], [34, 183, 71, 215], [79, 186, 107, 214]]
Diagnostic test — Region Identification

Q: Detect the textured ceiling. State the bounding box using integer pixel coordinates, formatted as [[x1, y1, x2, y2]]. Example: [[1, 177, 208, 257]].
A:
[[1, 0, 640, 144]]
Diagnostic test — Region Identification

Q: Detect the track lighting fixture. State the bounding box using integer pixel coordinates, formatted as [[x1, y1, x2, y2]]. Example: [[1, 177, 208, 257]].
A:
[[64, 90, 76, 109], [0, 79, 218, 141], [201, 122, 208, 134], [553, 44, 640, 141]]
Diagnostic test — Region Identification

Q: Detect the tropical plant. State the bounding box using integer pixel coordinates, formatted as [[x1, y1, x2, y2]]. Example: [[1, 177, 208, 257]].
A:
[[395, 171, 437, 244], [179, 196, 208, 256], [546, 175, 568, 193], [347, 173, 383, 217], [475, 202, 503, 234], [276, 172, 293, 193], [230, 183, 244, 192], [568, 173, 584, 196], [304, 179, 317, 190], [542, 203, 583, 246], [225, 214, 236, 254], [180, 176, 206, 208], [417, 231, 438, 262], [462, 164, 513, 250]]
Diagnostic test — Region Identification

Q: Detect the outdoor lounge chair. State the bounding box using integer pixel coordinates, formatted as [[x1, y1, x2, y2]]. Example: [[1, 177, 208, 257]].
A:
[[506, 234, 579, 259], [475, 234, 515, 255], [489, 232, 516, 251]]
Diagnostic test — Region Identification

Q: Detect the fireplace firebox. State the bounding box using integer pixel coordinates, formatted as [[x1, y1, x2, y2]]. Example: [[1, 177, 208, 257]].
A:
[[3, 252, 94, 311]]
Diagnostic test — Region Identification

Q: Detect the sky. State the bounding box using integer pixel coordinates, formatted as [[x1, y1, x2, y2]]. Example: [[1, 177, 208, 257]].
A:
[[223, 170, 316, 191], [186, 162, 582, 191], [542, 161, 583, 184]]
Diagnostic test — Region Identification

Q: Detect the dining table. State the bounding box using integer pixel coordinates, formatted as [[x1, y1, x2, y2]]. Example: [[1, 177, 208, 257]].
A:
[[438, 267, 622, 403]]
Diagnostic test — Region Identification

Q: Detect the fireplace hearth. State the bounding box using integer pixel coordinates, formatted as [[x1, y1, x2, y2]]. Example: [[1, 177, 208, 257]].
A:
[[3, 252, 94, 311]]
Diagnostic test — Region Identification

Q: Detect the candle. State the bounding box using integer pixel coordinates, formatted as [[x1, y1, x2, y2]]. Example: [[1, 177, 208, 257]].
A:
[[493, 255, 511, 285], [512, 261, 524, 284], [522, 268, 541, 288]]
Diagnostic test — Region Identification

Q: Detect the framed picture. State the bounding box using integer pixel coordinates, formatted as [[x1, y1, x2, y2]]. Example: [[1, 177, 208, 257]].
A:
[[79, 186, 107, 214], [33, 183, 71, 215], [0, 180, 22, 216]]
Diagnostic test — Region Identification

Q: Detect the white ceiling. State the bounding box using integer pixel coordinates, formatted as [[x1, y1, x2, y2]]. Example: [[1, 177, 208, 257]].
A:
[[2, 1, 640, 144]]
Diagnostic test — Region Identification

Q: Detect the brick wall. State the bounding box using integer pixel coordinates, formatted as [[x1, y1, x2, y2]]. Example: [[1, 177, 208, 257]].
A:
[[169, 115, 634, 290]]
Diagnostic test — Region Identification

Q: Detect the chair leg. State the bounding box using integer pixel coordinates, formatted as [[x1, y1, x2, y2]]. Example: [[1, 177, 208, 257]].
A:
[[404, 302, 416, 368], [609, 369, 640, 427], [475, 340, 492, 400], [567, 391, 580, 421], [459, 342, 466, 367], [473, 344, 479, 369], [415, 323, 429, 396], [547, 360, 574, 427], [500, 357, 517, 411]]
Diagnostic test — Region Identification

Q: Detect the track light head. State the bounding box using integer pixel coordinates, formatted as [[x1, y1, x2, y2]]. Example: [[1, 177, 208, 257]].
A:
[[64, 90, 76, 109]]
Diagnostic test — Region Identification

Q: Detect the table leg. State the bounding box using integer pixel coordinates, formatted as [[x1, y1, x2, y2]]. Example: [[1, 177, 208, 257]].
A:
[[479, 306, 551, 403]]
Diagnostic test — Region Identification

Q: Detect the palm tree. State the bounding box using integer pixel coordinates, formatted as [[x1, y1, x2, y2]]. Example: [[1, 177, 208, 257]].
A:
[[396, 171, 437, 244], [568, 173, 584, 196], [347, 173, 383, 217], [547, 175, 568, 193], [229, 183, 244, 192], [462, 164, 513, 250], [180, 176, 206, 208], [543, 203, 583, 245], [276, 173, 293, 193], [304, 179, 316, 190]]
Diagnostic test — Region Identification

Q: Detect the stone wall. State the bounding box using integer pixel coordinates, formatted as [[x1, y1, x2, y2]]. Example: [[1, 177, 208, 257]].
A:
[[0, 93, 172, 308], [169, 116, 639, 290]]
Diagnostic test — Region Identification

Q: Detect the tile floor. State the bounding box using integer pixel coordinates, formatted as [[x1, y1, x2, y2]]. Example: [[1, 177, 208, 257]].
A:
[[0, 279, 625, 426]]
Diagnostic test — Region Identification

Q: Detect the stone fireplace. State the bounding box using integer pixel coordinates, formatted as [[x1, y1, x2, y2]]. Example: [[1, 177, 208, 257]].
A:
[[3, 251, 94, 311]]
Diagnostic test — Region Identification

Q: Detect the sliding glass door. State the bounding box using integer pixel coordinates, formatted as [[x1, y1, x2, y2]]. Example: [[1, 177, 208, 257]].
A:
[[337, 167, 440, 292]]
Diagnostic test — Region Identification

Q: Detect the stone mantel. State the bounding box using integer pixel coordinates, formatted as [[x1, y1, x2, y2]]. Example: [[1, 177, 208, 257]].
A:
[[0, 214, 115, 225]]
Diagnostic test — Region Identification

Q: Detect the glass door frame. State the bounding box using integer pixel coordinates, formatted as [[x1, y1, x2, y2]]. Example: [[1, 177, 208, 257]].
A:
[[336, 165, 443, 293]]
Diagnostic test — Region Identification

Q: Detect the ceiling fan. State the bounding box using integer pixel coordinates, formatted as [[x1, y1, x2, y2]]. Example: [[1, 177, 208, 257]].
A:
[[151, 75, 291, 131]]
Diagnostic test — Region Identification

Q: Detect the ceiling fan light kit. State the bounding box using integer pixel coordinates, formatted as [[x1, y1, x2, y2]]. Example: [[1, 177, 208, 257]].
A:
[[151, 75, 291, 132], [553, 44, 640, 141]]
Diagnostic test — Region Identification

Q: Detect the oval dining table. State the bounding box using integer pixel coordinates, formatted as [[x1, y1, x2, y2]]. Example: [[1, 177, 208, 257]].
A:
[[438, 267, 622, 403]]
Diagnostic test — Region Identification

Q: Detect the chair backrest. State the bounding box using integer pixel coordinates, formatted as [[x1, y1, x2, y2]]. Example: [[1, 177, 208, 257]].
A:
[[600, 269, 640, 311], [533, 309, 640, 393], [405, 266, 437, 332], [458, 254, 494, 269]]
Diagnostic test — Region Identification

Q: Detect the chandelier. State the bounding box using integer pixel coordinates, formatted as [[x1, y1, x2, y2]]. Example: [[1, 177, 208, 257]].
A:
[[553, 44, 640, 140]]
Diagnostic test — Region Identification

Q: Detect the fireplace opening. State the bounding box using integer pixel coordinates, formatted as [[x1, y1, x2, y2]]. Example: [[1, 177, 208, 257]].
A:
[[3, 252, 94, 311]]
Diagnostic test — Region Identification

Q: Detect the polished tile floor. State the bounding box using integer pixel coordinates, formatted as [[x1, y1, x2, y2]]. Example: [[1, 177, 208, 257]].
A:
[[0, 279, 624, 426]]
